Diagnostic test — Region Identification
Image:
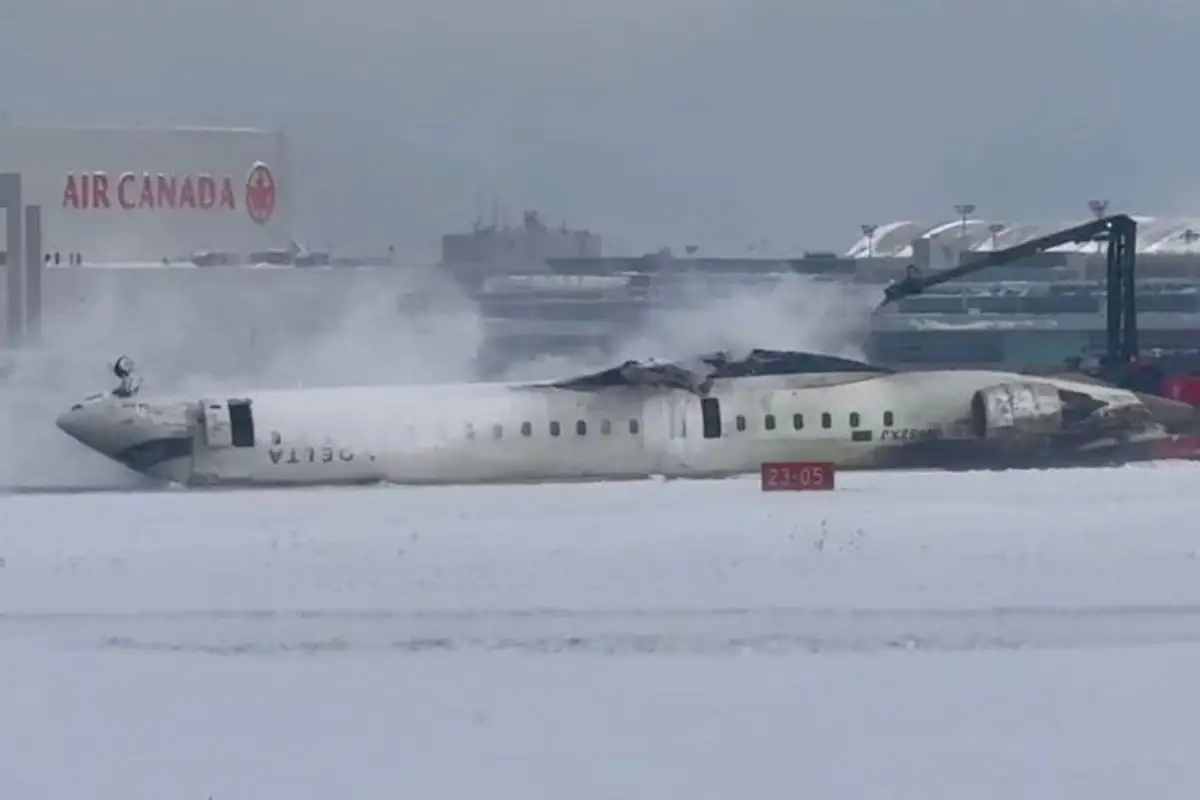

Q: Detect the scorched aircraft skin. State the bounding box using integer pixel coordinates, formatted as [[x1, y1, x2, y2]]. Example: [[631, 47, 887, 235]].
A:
[[55, 350, 1200, 488]]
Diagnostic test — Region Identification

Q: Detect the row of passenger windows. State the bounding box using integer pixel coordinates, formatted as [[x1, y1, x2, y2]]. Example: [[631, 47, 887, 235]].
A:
[[466, 419, 641, 440], [743, 410, 893, 432], [462, 411, 896, 440]]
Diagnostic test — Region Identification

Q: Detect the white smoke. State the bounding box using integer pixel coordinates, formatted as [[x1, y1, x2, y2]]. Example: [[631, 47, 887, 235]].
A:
[[614, 273, 879, 364], [499, 273, 880, 381], [253, 266, 485, 390]]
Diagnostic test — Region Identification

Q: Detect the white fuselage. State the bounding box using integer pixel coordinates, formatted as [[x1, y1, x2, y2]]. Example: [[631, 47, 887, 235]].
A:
[[55, 368, 1156, 487]]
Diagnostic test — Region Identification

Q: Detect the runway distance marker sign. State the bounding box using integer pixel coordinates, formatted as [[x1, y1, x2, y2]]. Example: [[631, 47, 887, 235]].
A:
[[760, 462, 835, 491]]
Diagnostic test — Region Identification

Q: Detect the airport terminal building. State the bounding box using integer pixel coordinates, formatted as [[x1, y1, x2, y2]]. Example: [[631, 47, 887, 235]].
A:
[[4, 130, 1200, 380]]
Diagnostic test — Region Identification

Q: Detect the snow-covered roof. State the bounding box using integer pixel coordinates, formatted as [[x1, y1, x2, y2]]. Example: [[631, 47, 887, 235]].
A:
[[844, 215, 1200, 258]]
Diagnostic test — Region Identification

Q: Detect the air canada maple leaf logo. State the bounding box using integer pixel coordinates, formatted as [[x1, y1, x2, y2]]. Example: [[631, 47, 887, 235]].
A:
[[245, 163, 276, 225]]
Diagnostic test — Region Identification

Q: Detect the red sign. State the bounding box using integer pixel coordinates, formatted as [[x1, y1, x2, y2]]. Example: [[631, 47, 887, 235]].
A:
[[60, 165, 277, 221], [245, 162, 276, 225], [760, 461, 835, 491], [62, 172, 238, 211]]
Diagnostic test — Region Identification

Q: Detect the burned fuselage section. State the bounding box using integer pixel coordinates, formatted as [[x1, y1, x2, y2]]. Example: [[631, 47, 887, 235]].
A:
[[550, 348, 891, 396], [879, 375, 1197, 470]]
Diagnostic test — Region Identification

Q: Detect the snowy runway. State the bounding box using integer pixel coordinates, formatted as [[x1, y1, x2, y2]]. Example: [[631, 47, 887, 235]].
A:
[[4, 466, 1200, 798]]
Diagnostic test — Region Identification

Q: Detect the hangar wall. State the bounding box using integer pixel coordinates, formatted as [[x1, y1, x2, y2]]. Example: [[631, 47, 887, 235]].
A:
[[0, 124, 290, 264]]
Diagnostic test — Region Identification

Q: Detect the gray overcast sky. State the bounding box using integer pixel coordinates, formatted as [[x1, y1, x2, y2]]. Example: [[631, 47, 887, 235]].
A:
[[2, 0, 1198, 257]]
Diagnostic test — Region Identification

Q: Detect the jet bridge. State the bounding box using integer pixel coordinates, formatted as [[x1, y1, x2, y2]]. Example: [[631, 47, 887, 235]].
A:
[[879, 214, 1139, 370]]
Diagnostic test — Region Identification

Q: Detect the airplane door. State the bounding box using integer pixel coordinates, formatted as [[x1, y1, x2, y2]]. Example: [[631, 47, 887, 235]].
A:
[[192, 398, 259, 484], [700, 397, 722, 439], [643, 392, 699, 474], [200, 398, 233, 448]]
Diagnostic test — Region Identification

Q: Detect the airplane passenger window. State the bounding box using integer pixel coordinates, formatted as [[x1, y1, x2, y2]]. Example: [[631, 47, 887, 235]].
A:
[[883, 411, 894, 427], [793, 413, 804, 430], [521, 421, 533, 437], [629, 419, 640, 434], [550, 421, 561, 437], [601, 419, 612, 435], [764, 414, 776, 431], [465, 423, 476, 440], [492, 424, 503, 439], [821, 413, 832, 429], [576, 420, 587, 436], [736, 415, 746, 432], [849, 412, 860, 428]]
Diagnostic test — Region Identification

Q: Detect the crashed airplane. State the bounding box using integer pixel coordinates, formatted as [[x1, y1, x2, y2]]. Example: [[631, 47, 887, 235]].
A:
[[54, 349, 1200, 488]]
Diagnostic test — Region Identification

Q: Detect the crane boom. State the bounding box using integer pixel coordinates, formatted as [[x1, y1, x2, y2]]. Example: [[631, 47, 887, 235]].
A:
[[878, 214, 1138, 368]]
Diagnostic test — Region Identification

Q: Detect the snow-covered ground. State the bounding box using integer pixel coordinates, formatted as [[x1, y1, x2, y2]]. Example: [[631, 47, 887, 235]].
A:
[[4, 466, 1200, 799]]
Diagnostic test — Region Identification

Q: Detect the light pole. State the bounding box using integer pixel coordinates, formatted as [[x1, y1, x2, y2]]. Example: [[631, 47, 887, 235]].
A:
[[953, 203, 976, 240], [1087, 200, 1109, 252], [860, 223, 878, 258], [987, 222, 1005, 251]]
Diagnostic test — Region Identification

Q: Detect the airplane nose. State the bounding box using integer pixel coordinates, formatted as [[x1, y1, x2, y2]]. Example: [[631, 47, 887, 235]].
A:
[[55, 399, 147, 463], [56, 403, 113, 452], [56, 404, 85, 437], [55, 397, 196, 481]]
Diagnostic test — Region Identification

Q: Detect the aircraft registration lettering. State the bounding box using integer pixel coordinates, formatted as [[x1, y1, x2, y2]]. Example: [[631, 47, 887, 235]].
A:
[[880, 427, 941, 442]]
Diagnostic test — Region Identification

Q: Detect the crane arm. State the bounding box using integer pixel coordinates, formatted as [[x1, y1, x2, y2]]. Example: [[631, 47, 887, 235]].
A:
[[880, 214, 1136, 305]]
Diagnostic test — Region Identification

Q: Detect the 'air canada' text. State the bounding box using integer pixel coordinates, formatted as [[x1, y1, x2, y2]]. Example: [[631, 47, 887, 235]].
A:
[[62, 172, 238, 211]]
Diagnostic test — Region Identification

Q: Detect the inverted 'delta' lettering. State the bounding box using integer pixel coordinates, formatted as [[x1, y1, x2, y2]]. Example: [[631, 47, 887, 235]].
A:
[[269, 446, 353, 465]]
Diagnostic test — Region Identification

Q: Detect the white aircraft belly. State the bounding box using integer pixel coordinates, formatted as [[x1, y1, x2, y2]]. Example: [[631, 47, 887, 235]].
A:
[[63, 356, 1166, 489], [189, 372, 970, 487], [192, 385, 655, 486]]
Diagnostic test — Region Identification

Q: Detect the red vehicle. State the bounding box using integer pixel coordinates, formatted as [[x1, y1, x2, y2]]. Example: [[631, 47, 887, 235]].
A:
[[1162, 375, 1200, 406], [1130, 351, 1200, 406]]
